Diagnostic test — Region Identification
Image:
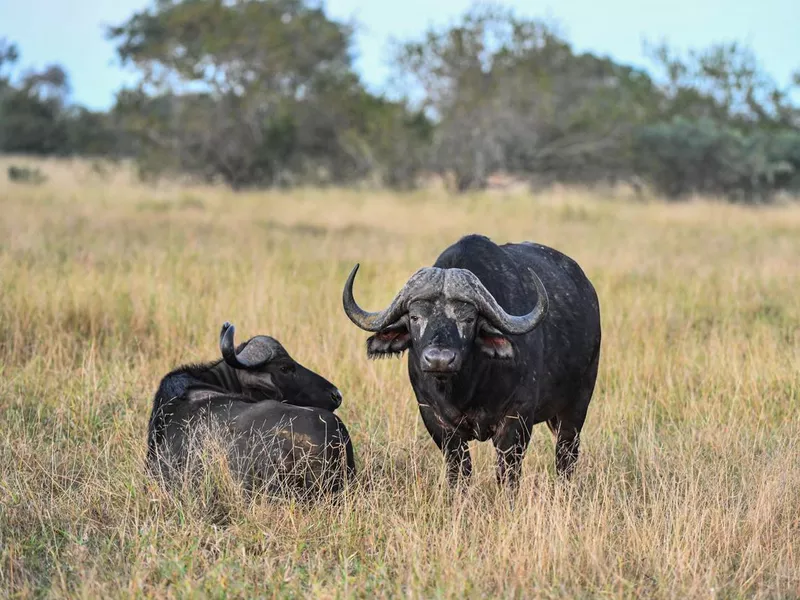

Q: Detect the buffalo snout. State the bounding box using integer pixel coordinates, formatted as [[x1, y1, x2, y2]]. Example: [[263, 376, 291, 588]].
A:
[[421, 346, 460, 374]]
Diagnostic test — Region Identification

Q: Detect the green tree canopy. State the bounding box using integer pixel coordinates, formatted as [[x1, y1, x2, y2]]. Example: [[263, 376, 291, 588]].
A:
[[392, 5, 663, 190], [107, 0, 431, 188]]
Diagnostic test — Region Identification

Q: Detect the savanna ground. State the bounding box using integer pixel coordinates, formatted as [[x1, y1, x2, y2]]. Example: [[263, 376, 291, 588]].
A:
[[0, 157, 798, 599]]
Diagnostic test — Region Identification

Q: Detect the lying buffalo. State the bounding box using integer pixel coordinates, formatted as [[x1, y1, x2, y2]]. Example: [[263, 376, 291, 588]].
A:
[[147, 322, 355, 496], [343, 234, 600, 490]]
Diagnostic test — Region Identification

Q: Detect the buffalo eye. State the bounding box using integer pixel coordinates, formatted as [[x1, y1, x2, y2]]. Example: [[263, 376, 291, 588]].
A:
[[279, 364, 296, 374], [409, 315, 420, 323]]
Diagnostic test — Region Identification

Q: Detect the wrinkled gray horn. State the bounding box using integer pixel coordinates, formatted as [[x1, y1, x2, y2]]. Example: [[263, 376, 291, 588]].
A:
[[442, 268, 549, 335], [219, 322, 276, 369], [342, 263, 548, 335], [342, 264, 405, 332], [467, 269, 549, 335], [342, 264, 442, 332]]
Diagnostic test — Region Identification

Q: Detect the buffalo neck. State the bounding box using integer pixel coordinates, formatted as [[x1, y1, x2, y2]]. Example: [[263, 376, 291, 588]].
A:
[[203, 360, 244, 394]]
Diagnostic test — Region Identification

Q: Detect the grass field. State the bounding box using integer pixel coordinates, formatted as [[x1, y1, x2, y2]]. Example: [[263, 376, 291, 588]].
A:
[[1, 158, 799, 599]]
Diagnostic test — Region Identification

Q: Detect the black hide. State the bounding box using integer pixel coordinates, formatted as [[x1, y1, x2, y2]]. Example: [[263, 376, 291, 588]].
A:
[[147, 329, 354, 497], [351, 234, 601, 490]]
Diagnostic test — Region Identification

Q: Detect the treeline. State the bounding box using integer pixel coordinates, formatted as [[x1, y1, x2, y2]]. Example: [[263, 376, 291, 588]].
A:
[[0, 41, 118, 157], [1, 1, 799, 202]]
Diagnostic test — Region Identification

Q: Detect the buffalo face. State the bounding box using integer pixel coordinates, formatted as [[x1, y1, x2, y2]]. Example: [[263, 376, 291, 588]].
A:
[[220, 322, 343, 411], [342, 264, 549, 376], [380, 298, 477, 375]]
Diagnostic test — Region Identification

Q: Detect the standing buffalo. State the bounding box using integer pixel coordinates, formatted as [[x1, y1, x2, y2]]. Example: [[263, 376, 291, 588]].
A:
[[342, 234, 600, 491], [147, 322, 355, 497]]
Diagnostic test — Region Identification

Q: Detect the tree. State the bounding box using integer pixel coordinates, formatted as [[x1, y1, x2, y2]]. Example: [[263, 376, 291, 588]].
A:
[[0, 38, 19, 82], [0, 39, 117, 157], [0, 57, 71, 155], [107, 0, 428, 188], [644, 40, 800, 130], [391, 5, 662, 190]]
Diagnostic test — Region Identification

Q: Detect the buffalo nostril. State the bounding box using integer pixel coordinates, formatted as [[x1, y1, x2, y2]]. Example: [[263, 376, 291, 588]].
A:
[[330, 389, 343, 406]]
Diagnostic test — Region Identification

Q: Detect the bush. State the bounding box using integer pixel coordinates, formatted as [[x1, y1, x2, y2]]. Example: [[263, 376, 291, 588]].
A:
[[7, 165, 47, 184], [633, 118, 799, 202]]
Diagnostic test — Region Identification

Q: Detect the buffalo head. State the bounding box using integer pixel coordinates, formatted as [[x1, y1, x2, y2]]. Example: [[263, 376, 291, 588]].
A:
[[219, 322, 342, 410], [342, 265, 549, 375]]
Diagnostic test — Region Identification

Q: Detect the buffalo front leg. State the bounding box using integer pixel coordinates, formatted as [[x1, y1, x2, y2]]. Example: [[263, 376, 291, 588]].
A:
[[419, 405, 471, 487], [492, 414, 533, 493]]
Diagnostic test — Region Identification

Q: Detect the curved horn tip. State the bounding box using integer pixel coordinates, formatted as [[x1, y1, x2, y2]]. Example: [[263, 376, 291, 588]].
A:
[[220, 322, 237, 350], [468, 267, 550, 336], [343, 264, 360, 293], [220, 322, 249, 369], [532, 271, 550, 312], [342, 262, 380, 331]]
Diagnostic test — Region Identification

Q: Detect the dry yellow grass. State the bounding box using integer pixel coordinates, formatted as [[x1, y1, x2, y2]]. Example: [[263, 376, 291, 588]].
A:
[[0, 157, 798, 598]]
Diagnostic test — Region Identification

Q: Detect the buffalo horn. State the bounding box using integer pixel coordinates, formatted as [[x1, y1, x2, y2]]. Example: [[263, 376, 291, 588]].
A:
[[219, 322, 277, 369], [449, 268, 549, 335]]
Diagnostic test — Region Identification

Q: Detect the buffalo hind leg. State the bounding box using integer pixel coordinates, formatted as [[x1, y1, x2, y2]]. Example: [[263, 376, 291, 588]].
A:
[[546, 417, 582, 479], [492, 414, 533, 493], [548, 345, 599, 480], [419, 407, 471, 487]]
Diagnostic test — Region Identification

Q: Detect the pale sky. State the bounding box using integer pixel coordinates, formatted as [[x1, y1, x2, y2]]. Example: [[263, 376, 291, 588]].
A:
[[1, 0, 798, 110]]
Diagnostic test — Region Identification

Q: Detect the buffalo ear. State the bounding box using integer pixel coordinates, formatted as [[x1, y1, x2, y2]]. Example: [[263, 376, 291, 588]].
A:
[[366, 319, 411, 359], [476, 321, 515, 359]]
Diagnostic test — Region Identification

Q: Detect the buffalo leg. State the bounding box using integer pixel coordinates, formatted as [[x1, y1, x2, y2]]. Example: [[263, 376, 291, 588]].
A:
[[547, 346, 599, 479], [492, 414, 533, 492], [546, 417, 582, 479], [419, 406, 471, 486]]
